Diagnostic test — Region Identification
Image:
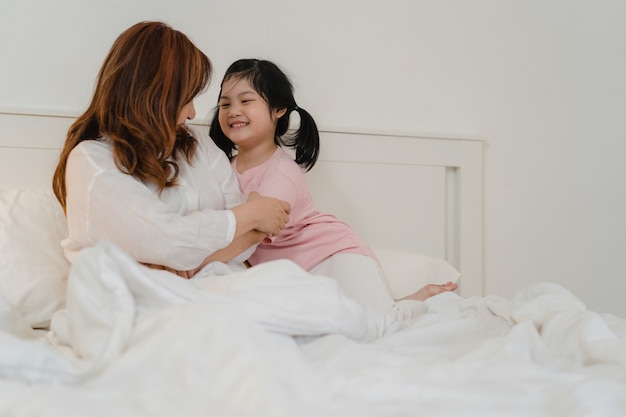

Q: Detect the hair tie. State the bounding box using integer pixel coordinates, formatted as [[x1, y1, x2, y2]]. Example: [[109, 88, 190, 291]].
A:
[[292, 106, 299, 112]]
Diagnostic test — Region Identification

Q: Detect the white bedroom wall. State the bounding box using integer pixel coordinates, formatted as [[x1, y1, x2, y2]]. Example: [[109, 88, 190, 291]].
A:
[[1, 0, 625, 316]]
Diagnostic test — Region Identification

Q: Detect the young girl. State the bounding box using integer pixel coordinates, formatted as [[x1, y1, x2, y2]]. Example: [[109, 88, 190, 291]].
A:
[[52, 23, 290, 277], [209, 59, 457, 320]]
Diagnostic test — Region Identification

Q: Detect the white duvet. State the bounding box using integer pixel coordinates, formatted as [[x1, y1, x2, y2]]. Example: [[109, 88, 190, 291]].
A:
[[1, 242, 625, 417]]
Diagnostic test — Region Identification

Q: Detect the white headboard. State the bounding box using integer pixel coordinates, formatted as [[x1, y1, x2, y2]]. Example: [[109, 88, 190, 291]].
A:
[[0, 109, 484, 297]]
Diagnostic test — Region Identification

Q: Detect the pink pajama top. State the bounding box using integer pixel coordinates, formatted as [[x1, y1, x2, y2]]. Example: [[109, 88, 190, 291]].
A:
[[233, 147, 375, 270]]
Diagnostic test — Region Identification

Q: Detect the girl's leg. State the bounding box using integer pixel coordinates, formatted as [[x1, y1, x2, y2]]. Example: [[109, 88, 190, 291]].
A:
[[310, 254, 425, 321]]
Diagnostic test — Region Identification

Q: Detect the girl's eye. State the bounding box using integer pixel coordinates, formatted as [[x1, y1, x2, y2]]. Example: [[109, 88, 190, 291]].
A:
[[219, 103, 230, 109]]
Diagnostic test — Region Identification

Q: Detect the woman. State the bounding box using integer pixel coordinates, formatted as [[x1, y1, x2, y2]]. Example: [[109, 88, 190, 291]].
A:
[[52, 21, 290, 277]]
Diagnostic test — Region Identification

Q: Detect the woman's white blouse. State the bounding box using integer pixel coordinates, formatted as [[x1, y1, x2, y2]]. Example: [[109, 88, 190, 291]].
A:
[[62, 125, 251, 270]]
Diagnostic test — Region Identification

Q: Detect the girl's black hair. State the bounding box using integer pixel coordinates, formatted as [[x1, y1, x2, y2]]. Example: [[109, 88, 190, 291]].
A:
[[209, 59, 319, 171]]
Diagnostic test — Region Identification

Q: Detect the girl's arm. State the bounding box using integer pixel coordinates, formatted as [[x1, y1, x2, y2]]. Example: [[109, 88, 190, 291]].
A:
[[190, 229, 266, 274], [144, 229, 265, 278]]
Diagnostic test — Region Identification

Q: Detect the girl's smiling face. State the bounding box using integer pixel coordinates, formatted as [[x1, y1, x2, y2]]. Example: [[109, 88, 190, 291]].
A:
[[217, 77, 285, 151]]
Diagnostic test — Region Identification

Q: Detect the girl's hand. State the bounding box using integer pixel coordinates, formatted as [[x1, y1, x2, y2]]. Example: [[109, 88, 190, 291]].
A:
[[142, 263, 194, 279]]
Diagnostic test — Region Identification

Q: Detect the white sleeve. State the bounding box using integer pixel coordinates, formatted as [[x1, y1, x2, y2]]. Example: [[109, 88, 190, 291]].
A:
[[197, 127, 246, 211], [193, 126, 259, 264], [63, 144, 237, 270]]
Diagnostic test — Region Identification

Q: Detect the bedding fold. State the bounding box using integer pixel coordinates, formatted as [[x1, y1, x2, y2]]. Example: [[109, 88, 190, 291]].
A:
[[1, 240, 394, 385], [1, 241, 625, 417]]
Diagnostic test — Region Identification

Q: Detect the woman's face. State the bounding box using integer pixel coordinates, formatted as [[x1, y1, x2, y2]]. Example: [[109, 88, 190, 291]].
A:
[[176, 101, 196, 127]]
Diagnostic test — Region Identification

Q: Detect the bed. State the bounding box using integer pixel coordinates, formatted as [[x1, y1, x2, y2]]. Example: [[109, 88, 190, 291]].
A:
[[1, 109, 625, 417]]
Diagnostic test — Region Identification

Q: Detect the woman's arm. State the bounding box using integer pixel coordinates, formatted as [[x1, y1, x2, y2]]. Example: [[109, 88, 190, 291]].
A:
[[231, 191, 290, 237], [64, 145, 253, 270], [65, 135, 290, 273], [183, 194, 288, 274]]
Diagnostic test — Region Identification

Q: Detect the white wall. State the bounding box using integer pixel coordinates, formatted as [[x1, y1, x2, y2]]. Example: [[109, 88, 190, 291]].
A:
[[2, 0, 625, 316]]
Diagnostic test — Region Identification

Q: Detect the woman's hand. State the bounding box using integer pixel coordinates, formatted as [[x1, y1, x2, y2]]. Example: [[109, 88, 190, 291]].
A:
[[232, 191, 291, 237], [248, 191, 291, 235]]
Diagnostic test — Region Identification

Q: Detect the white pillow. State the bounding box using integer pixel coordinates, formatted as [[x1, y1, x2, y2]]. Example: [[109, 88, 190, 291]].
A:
[[0, 189, 69, 328], [373, 247, 461, 299]]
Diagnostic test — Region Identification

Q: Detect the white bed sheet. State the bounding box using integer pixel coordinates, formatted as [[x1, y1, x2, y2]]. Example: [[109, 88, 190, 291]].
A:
[[1, 241, 625, 417]]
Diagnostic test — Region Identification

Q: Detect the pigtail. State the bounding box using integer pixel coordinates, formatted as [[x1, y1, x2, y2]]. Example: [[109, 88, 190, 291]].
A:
[[279, 106, 320, 172]]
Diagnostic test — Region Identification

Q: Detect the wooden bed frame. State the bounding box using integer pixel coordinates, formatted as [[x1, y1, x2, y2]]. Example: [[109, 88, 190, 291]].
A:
[[0, 109, 484, 297]]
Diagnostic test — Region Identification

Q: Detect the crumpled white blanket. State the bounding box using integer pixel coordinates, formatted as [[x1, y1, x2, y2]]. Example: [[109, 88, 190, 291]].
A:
[[1, 241, 625, 417], [0, 241, 395, 416]]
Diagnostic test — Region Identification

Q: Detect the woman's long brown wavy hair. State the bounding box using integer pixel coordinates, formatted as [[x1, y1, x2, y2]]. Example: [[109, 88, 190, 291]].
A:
[[52, 21, 212, 210]]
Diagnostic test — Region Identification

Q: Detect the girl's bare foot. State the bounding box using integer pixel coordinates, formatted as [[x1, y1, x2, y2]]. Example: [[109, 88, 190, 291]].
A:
[[398, 282, 458, 302]]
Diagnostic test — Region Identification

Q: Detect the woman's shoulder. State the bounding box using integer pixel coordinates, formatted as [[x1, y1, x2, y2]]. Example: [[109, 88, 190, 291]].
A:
[[73, 137, 110, 151], [70, 138, 113, 162], [65, 138, 119, 179]]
